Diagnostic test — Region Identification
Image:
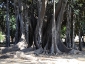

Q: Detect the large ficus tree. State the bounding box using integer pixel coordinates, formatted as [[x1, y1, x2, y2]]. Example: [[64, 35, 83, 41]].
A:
[[1, 0, 84, 54]]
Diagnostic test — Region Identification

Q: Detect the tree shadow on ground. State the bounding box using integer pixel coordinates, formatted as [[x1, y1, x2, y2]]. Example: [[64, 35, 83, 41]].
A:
[[0, 55, 10, 59]]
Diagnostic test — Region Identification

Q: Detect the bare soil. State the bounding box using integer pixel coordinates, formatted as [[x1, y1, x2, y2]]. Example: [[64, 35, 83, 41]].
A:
[[0, 46, 85, 64]]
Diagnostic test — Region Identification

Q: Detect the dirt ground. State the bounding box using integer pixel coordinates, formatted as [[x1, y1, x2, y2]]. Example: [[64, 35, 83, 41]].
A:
[[0, 53, 85, 64], [0, 47, 85, 64]]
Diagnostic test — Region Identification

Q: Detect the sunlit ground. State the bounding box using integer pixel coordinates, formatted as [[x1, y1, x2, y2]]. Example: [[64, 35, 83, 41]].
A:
[[0, 50, 85, 64], [0, 56, 85, 64]]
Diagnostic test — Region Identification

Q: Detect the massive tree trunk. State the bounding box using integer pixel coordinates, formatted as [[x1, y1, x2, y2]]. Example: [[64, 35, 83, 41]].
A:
[[24, 8, 30, 47], [6, 0, 10, 47], [16, 0, 38, 50], [12, 0, 28, 50], [29, 0, 37, 47], [42, 0, 72, 54], [55, 0, 72, 53], [51, 0, 62, 54], [66, 4, 71, 48], [34, 0, 48, 49], [14, 0, 21, 44]]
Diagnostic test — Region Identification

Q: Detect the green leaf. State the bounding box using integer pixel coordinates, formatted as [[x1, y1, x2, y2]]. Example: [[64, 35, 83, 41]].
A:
[[74, 9, 80, 15]]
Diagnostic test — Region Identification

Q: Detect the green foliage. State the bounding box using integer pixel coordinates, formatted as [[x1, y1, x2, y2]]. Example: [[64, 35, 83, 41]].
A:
[[10, 15, 16, 39], [55, 0, 59, 3], [74, 9, 80, 15], [61, 26, 66, 36], [70, 0, 85, 36], [10, 15, 16, 30], [0, 31, 5, 42], [78, 3, 83, 7], [81, 20, 85, 34]]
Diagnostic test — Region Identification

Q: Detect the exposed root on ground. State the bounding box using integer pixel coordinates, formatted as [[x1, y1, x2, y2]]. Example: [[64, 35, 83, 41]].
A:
[[69, 49, 81, 54]]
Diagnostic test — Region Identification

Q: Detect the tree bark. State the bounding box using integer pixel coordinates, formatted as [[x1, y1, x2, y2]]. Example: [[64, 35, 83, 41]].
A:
[[55, 0, 70, 53], [43, 0, 72, 54], [34, 0, 48, 49], [6, 0, 10, 47], [78, 15, 82, 51], [51, 0, 57, 54], [16, 0, 28, 50], [72, 14, 76, 49], [79, 28, 82, 51], [66, 4, 71, 48], [14, 0, 21, 44]]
